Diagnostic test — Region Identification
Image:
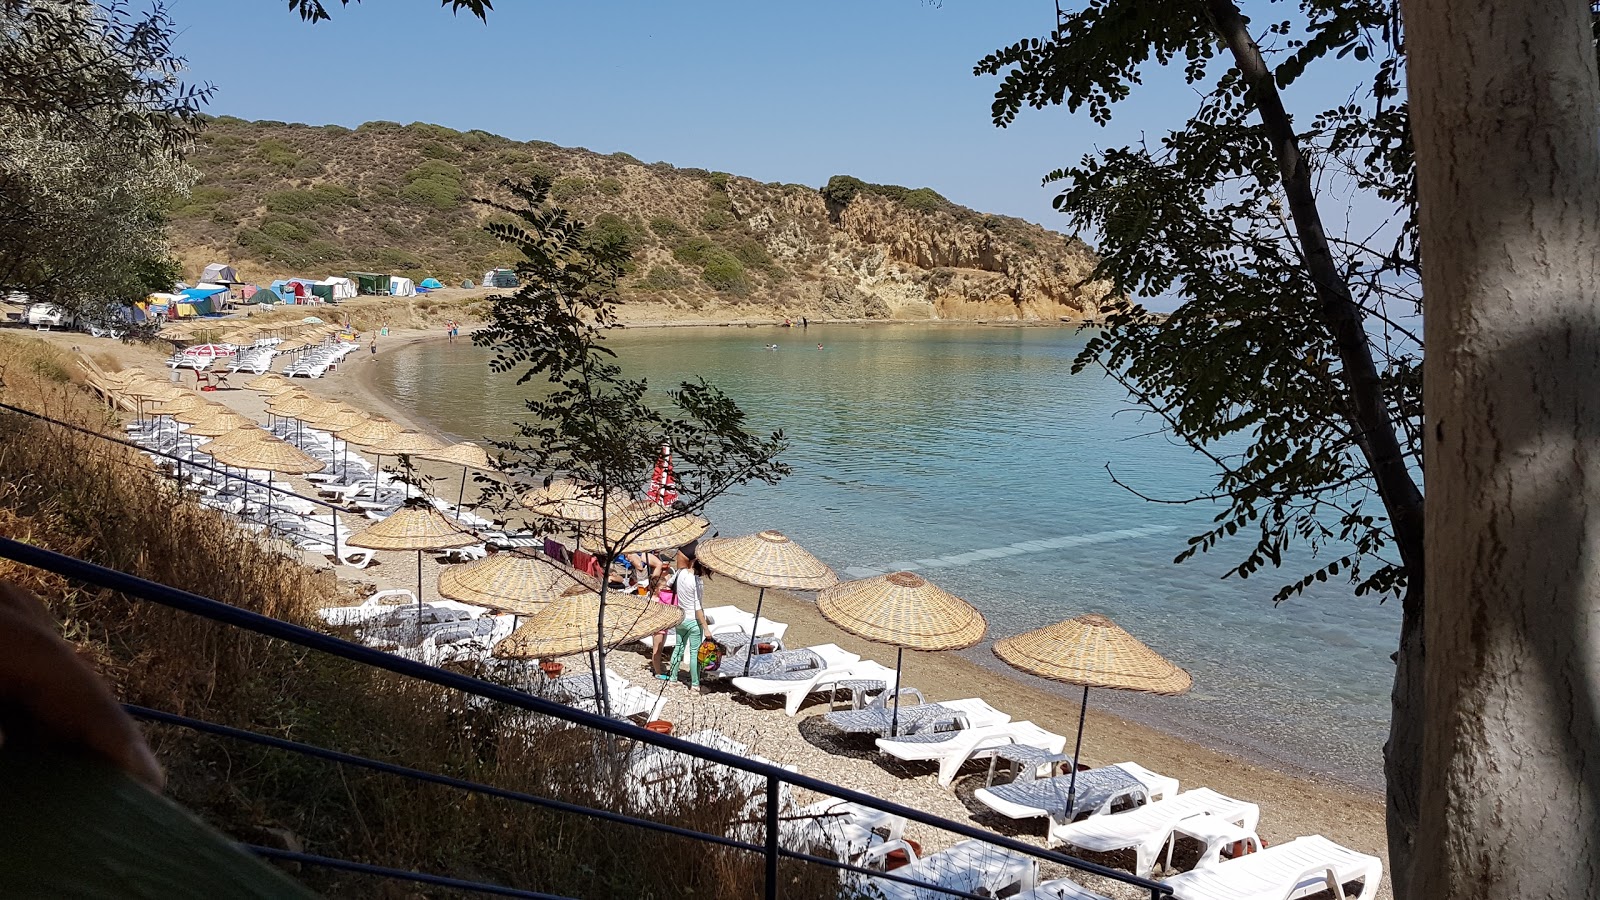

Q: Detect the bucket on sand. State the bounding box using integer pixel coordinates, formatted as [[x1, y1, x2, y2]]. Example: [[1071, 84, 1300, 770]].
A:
[[644, 720, 673, 736]]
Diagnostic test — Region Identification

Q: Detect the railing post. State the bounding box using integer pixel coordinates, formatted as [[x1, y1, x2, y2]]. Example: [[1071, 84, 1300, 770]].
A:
[[764, 774, 779, 900]]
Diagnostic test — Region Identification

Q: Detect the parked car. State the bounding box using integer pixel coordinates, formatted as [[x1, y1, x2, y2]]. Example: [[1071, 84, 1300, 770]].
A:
[[26, 302, 68, 328]]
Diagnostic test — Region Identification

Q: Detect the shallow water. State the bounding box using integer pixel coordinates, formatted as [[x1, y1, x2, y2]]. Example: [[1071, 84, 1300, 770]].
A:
[[376, 324, 1398, 791]]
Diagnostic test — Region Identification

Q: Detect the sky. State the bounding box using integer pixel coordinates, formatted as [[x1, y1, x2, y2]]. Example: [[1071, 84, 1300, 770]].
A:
[[167, 1, 1201, 235]]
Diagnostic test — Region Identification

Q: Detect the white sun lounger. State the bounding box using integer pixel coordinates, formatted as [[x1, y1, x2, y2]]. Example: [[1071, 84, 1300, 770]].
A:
[[827, 696, 1012, 737], [859, 838, 1038, 900], [1163, 834, 1383, 900], [729, 640, 864, 711], [655, 604, 789, 649], [1014, 877, 1115, 900], [975, 761, 1177, 829], [788, 799, 907, 867], [875, 719, 1066, 787], [1049, 787, 1260, 878]]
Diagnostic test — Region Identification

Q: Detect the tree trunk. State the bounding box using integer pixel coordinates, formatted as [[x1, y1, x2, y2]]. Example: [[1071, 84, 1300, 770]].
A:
[[1406, 0, 1600, 895], [1383, 579, 1424, 899]]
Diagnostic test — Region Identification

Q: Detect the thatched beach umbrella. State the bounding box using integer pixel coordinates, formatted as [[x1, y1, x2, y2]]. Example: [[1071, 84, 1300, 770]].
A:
[[493, 583, 680, 661], [818, 571, 987, 735], [118, 378, 182, 424], [420, 441, 495, 519], [346, 503, 477, 625], [365, 430, 445, 500], [697, 530, 838, 674], [586, 500, 710, 555], [207, 435, 324, 520], [517, 478, 620, 523], [438, 552, 595, 616], [151, 392, 206, 417], [993, 613, 1191, 815], [184, 411, 253, 436]]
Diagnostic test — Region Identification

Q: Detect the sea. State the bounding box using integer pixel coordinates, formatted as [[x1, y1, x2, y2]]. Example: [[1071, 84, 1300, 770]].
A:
[[375, 324, 1399, 792]]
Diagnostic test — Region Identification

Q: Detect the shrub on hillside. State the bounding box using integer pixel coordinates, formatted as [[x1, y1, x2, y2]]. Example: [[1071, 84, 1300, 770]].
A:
[[595, 176, 624, 196], [550, 176, 591, 203], [256, 139, 300, 171], [699, 250, 749, 294], [649, 216, 686, 240], [400, 160, 464, 210], [637, 264, 689, 292], [171, 185, 233, 219]]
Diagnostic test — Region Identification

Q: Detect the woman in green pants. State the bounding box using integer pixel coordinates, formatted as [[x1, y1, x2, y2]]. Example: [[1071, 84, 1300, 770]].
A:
[[659, 542, 711, 692]]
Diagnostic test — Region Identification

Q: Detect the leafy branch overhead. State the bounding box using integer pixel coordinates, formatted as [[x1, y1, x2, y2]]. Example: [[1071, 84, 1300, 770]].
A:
[[288, 0, 491, 23]]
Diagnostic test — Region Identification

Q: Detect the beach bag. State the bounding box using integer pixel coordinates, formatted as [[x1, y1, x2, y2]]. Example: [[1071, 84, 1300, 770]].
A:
[[697, 639, 725, 673]]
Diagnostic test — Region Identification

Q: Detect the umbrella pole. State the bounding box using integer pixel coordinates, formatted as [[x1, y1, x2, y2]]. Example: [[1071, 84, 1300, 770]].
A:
[[744, 586, 767, 676], [372, 453, 383, 501], [457, 466, 468, 518], [891, 646, 904, 737], [1066, 684, 1089, 816], [415, 550, 424, 640]]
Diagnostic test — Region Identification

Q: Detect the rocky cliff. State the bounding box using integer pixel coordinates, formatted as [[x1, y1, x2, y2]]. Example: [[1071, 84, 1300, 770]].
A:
[[171, 118, 1107, 322]]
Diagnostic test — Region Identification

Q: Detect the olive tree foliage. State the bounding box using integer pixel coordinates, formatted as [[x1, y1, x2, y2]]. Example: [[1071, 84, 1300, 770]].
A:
[[977, 0, 1429, 889], [288, 0, 490, 22], [473, 178, 788, 713], [0, 0, 207, 317]]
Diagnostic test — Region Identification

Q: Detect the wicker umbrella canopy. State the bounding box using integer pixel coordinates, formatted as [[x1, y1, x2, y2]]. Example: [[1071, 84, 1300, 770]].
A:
[[207, 438, 325, 475], [993, 613, 1192, 696], [993, 613, 1190, 815], [586, 501, 710, 554], [420, 441, 493, 470], [309, 407, 368, 432], [185, 413, 254, 436], [367, 430, 445, 455], [267, 393, 317, 417], [438, 553, 596, 615], [119, 380, 182, 401], [517, 478, 621, 523], [296, 399, 345, 423], [151, 393, 206, 416], [346, 505, 477, 552], [493, 585, 681, 660], [201, 424, 271, 450], [172, 402, 231, 425], [817, 571, 986, 651], [245, 373, 290, 392], [696, 530, 838, 591], [337, 416, 403, 446]]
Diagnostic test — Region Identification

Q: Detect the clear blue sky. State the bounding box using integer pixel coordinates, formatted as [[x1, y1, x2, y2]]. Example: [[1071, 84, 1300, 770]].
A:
[[167, 1, 1197, 235]]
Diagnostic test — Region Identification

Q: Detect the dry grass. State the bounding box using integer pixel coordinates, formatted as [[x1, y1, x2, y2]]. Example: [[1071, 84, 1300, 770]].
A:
[[0, 337, 848, 898]]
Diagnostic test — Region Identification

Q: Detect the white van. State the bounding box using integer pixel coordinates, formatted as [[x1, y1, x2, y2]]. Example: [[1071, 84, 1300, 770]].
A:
[[26, 303, 68, 329]]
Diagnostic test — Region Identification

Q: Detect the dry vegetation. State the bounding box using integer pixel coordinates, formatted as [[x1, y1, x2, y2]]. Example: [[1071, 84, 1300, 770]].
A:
[[0, 335, 847, 898]]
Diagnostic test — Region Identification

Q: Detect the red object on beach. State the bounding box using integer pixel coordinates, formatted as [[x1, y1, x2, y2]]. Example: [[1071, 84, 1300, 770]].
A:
[[884, 839, 922, 871], [538, 660, 563, 679], [644, 720, 673, 735], [646, 441, 677, 506]]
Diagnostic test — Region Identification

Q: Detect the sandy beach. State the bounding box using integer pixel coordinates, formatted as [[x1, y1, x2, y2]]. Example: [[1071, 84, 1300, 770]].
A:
[[24, 314, 1392, 897]]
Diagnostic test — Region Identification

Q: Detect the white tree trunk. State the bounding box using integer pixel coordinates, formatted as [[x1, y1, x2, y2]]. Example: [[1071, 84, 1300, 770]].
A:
[[1406, 1, 1600, 896]]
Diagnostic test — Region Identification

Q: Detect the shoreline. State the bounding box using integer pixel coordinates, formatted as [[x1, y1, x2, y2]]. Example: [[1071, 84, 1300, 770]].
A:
[[347, 330, 1386, 801]]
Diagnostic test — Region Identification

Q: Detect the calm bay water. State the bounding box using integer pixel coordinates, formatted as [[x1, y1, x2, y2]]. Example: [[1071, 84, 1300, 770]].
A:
[[376, 324, 1398, 791]]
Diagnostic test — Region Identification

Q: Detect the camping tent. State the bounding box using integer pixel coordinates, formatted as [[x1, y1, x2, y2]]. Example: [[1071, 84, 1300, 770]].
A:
[[309, 282, 335, 303], [320, 276, 357, 300], [348, 272, 390, 296], [389, 276, 415, 297], [200, 263, 239, 283], [175, 285, 226, 317], [485, 268, 519, 288], [419, 278, 443, 290]]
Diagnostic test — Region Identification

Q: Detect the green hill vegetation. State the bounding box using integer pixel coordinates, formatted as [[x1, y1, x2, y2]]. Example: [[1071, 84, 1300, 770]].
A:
[[171, 118, 1104, 319]]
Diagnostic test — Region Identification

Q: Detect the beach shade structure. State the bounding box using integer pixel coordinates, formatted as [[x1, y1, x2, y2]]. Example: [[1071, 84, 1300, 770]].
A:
[[182, 344, 237, 360], [150, 392, 206, 418], [420, 441, 495, 518], [697, 530, 839, 674], [171, 402, 231, 426], [185, 413, 255, 438], [347, 503, 478, 626], [265, 391, 319, 440], [517, 478, 624, 524], [206, 434, 324, 520], [493, 583, 679, 661], [585, 501, 710, 555], [817, 571, 988, 735], [118, 379, 183, 424], [244, 373, 292, 393], [337, 415, 403, 447], [993, 613, 1191, 817], [365, 430, 446, 500], [438, 552, 596, 616]]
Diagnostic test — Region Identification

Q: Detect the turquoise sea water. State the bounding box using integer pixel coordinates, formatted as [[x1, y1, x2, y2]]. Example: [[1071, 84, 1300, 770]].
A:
[[375, 324, 1398, 791]]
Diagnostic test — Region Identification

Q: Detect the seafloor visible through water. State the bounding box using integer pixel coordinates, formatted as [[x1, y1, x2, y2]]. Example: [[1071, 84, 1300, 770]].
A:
[[376, 324, 1399, 792]]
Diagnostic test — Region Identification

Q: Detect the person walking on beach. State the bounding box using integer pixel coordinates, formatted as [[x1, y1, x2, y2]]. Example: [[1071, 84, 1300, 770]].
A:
[[369, 338, 377, 356], [659, 542, 711, 692]]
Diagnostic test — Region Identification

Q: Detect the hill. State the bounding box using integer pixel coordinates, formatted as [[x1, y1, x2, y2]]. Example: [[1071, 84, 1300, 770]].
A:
[[170, 117, 1107, 321]]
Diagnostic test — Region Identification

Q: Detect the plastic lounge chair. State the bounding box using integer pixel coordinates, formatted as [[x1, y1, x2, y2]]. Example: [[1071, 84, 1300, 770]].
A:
[[656, 604, 789, 649], [826, 697, 1011, 737], [859, 838, 1038, 900], [1048, 788, 1260, 878], [1015, 878, 1115, 900], [875, 719, 1067, 787], [1162, 834, 1383, 900], [727, 644, 868, 715], [975, 765, 1150, 830], [788, 799, 907, 867]]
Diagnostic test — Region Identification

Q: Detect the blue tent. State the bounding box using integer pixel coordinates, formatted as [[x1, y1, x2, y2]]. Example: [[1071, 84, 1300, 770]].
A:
[[419, 277, 443, 289], [180, 286, 226, 302]]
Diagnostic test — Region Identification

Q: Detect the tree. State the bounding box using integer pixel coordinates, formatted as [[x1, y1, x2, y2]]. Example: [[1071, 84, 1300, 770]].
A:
[[0, 0, 207, 319], [288, 0, 491, 22], [978, 2, 1428, 888], [473, 178, 788, 714], [1405, 0, 1600, 895]]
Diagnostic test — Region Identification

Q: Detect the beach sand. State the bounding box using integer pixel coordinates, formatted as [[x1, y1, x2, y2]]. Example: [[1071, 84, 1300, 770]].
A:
[[24, 319, 1392, 897]]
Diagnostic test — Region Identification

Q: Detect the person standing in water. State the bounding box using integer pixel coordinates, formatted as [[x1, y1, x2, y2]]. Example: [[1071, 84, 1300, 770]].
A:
[[659, 542, 711, 692]]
